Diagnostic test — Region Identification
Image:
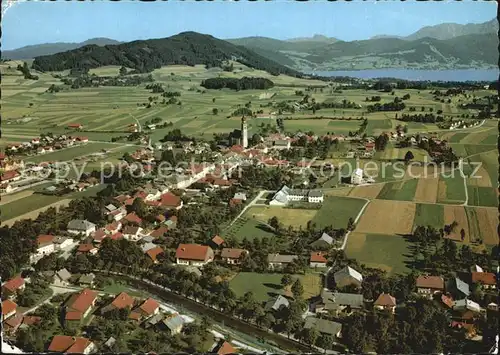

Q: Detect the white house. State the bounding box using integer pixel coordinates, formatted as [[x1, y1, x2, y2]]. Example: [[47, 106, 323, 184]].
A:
[[67, 219, 96, 237], [30, 235, 56, 263], [54, 236, 75, 250], [122, 226, 143, 241], [308, 190, 324, 203], [351, 168, 364, 185], [176, 244, 214, 266]]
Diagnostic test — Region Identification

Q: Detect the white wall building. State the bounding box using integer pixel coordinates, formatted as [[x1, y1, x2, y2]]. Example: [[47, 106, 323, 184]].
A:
[[351, 168, 364, 185]]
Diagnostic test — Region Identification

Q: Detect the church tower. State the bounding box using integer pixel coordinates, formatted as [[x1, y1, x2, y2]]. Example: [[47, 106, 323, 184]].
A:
[[241, 116, 248, 148]]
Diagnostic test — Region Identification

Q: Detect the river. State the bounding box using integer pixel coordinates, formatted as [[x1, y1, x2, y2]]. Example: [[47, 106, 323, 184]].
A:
[[305, 68, 499, 82]]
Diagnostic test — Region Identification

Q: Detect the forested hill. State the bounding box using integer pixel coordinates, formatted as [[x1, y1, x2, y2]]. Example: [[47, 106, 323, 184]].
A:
[[31, 32, 303, 77]]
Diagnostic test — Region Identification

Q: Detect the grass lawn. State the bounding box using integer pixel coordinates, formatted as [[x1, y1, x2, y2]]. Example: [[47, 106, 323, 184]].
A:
[[245, 206, 318, 228], [377, 179, 418, 201], [412, 203, 444, 229], [100, 278, 147, 297], [312, 196, 367, 229], [345, 233, 411, 275], [467, 186, 498, 207], [223, 217, 277, 241], [229, 271, 321, 303]]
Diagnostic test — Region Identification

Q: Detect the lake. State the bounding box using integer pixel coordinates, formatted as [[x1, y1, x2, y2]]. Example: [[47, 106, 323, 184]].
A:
[[306, 69, 499, 82]]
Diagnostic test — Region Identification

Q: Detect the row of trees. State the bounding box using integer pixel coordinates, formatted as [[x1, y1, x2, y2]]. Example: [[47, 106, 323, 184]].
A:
[[397, 113, 444, 123], [201, 77, 274, 91]]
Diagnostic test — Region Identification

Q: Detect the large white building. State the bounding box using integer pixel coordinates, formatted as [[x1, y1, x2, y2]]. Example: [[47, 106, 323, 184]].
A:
[[67, 219, 96, 236], [351, 168, 364, 185], [30, 235, 56, 263], [269, 185, 324, 205]]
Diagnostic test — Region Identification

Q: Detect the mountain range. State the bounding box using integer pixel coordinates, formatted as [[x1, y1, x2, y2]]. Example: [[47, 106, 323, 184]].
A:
[[5, 18, 498, 71]]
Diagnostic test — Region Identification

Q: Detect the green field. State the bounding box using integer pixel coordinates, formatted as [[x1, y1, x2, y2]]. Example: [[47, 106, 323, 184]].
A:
[[223, 217, 278, 241], [437, 175, 466, 204], [345, 233, 411, 275], [412, 203, 444, 229], [377, 178, 418, 201], [229, 271, 321, 302], [312, 196, 367, 229], [467, 186, 498, 207], [25, 143, 118, 163]]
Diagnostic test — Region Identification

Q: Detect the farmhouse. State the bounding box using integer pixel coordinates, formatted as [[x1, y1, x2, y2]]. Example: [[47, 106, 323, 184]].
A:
[[2, 300, 17, 320], [146, 246, 164, 264], [160, 192, 183, 209], [269, 185, 324, 205], [122, 226, 143, 241], [334, 266, 363, 288], [1, 170, 21, 183], [175, 244, 214, 266], [310, 252, 328, 268], [220, 248, 247, 265], [471, 272, 497, 289], [2, 276, 25, 299], [374, 293, 397, 313], [416, 275, 445, 297], [311, 232, 334, 248], [267, 253, 298, 270], [54, 269, 72, 286], [313, 290, 364, 315], [129, 298, 160, 321], [102, 292, 135, 313], [265, 295, 290, 311]]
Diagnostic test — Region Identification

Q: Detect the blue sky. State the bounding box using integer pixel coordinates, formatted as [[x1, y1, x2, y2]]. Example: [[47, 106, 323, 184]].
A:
[[3, 0, 496, 50]]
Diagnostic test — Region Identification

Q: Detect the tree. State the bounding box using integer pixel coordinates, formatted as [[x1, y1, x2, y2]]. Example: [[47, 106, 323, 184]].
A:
[[212, 108, 218, 115], [291, 279, 304, 299], [404, 151, 415, 162], [130, 198, 147, 218], [268, 216, 280, 230], [119, 66, 127, 76], [460, 228, 465, 241], [316, 333, 334, 352], [301, 327, 319, 346], [281, 274, 293, 288]]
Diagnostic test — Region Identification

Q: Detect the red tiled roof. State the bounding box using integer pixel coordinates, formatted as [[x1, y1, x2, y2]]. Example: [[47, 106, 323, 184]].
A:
[[4, 313, 23, 329], [68, 123, 83, 128], [212, 235, 224, 246], [77, 244, 96, 253], [110, 232, 123, 240], [93, 229, 108, 241], [105, 221, 120, 232], [416, 275, 444, 290], [139, 298, 159, 316], [65, 311, 83, 320], [146, 246, 164, 262], [221, 248, 246, 259], [150, 226, 168, 238], [471, 272, 496, 285], [111, 292, 134, 310], [48, 335, 92, 353], [2, 276, 25, 292], [374, 293, 397, 307], [36, 234, 55, 246], [176, 244, 212, 261], [1, 170, 20, 182], [124, 212, 142, 225], [160, 192, 181, 207], [123, 226, 140, 235], [310, 252, 328, 263], [128, 311, 142, 320], [67, 288, 97, 314], [22, 316, 41, 326], [2, 299, 17, 316], [216, 340, 237, 355]]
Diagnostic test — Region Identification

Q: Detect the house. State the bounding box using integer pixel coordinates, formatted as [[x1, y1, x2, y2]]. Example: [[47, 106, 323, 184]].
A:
[[265, 295, 290, 312], [30, 234, 56, 262], [2, 276, 25, 299], [146, 246, 164, 264], [211, 235, 225, 249], [176, 244, 214, 266], [103, 337, 116, 350], [365, 142, 376, 152], [304, 317, 342, 338], [65, 288, 98, 321], [78, 273, 96, 288], [2, 299, 17, 320], [160, 313, 184, 335], [453, 299, 481, 314], [311, 232, 334, 248], [313, 290, 364, 315], [471, 272, 496, 289], [68, 123, 84, 130], [272, 139, 291, 150], [150, 226, 169, 239], [54, 268, 72, 286], [77, 243, 98, 255], [67, 219, 96, 236], [416, 275, 445, 297], [159, 192, 183, 209], [310, 252, 328, 268], [102, 292, 134, 313], [267, 254, 298, 270], [334, 266, 363, 289], [124, 212, 142, 225], [308, 190, 324, 203], [129, 298, 160, 321], [4, 313, 24, 335], [122, 226, 143, 241], [48, 335, 95, 354], [104, 221, 122, 234], [233, 192, 247, 201], [351, 168, 364, 185], [374, 293, 397, 313], [0, 183, 16, 193], [54, 237, 74, 250], [1, 170, 21, 183], [144, 313, 164, 328], [452, 277, 471, 298], [212, 340, 237, 355], [220, 248, 247, 265], [107, 208, 126, 222]]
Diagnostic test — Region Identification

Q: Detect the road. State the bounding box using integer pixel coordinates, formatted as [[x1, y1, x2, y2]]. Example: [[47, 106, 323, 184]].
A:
[[129, 113, 142, 132], [227, 190, 271, 227], [338, 197, 371, 250]]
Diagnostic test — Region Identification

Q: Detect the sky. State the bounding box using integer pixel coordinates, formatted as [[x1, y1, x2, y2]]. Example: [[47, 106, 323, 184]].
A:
[[2, 0, 496, 50]]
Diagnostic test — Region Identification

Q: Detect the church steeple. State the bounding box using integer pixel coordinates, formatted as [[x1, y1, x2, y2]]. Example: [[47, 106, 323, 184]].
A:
[[241, 116, 248, 148]]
